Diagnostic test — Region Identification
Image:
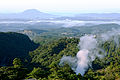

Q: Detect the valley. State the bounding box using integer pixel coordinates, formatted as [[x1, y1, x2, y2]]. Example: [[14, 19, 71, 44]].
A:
[[0, 9, 120, 80]]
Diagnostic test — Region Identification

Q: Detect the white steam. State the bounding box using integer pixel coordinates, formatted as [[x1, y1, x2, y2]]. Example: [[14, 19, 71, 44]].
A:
[[100, 28, 120, 47], [76, 49, 89, 75], [76, 35, 98, 75], [59, 56, 77, 71], [59, 28, 120, 76], [59, 35, 100, 76]]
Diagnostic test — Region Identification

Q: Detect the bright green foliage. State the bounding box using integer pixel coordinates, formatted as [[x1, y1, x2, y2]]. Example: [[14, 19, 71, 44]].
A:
[[13, 58, 22, 68], [27, 67, 47, 79], [0, 34, 120, 80], [28, 38, 80, 79], [29, 38, 79, 67], [85, 40, 120, 80]]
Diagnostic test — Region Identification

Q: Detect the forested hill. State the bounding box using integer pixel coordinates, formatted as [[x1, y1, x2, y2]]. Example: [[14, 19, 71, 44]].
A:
[[0, 37, 120, 79], [0, 32, 38, 66]]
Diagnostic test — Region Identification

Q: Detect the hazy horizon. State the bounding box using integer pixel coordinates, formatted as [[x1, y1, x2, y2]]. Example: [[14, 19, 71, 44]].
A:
[[0, 0, 120, 15], [1, 9, 120, 17]]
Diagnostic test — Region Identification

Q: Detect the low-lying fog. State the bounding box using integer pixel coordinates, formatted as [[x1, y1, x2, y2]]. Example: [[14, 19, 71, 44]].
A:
[[0, 19, 120, 32]]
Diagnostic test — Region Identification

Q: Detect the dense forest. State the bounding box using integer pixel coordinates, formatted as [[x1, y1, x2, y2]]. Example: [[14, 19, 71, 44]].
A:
[[0, 32, 38, 66], [0, 31, 120, 80]]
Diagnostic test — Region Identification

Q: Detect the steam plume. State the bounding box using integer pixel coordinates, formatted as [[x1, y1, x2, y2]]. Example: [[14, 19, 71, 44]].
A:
[[59, 28, 120, 76]]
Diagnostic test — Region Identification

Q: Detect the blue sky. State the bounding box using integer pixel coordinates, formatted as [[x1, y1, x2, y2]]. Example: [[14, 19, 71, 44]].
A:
[[0, 0, 120, 15]]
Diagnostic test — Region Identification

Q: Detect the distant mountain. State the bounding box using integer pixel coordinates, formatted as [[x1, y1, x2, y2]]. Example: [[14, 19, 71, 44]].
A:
[[0, 9, 58, 20], [1, 9, 120, 21], [57, 13, 120, 21]]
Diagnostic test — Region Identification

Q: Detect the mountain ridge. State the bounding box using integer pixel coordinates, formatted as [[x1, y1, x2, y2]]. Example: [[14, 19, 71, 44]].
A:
[[0, 9, 58, 20]]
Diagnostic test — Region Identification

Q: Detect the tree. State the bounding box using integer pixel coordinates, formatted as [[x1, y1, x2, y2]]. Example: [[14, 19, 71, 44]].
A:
[[27, 67, 46, 79], [13, 58, 22, 68]]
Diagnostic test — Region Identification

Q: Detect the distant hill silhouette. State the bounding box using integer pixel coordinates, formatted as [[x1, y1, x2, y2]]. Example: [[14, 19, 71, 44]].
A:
[[0, 9, 58, 20]]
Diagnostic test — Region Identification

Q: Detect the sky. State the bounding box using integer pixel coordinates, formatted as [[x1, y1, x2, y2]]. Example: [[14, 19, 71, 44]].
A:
[[0, 0, 120, 15]]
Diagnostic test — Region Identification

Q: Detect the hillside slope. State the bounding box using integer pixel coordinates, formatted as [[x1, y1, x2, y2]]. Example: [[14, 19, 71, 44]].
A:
[[0, 32, 38, 66]]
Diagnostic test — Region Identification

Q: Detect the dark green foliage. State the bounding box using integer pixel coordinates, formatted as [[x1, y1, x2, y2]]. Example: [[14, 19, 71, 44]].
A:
[[0, 32, 38, 66], [27, 38, 80, 79], [86, 40, 120, 80], [30, 38, 79, 66], [0, 32, 120, 79], [0, 63, 28, 80]]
